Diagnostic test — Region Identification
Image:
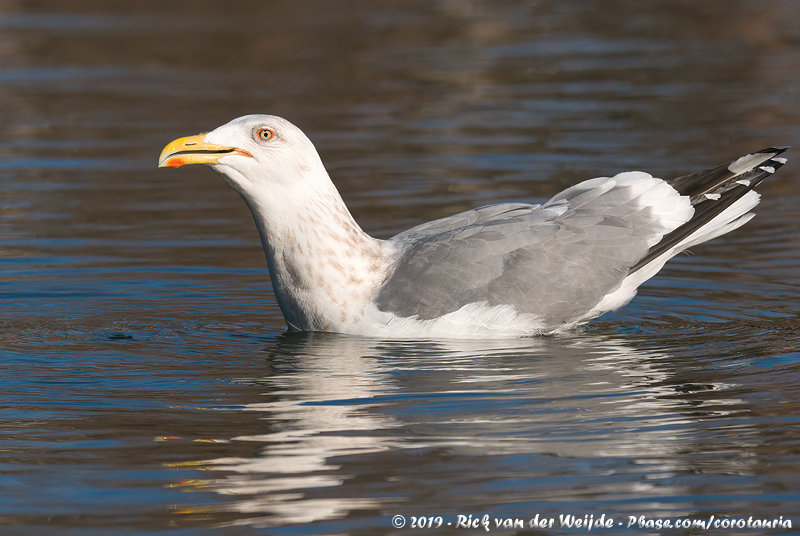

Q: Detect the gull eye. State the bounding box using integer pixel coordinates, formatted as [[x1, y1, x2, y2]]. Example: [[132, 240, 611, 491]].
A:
[[256, 128, 275, 141]]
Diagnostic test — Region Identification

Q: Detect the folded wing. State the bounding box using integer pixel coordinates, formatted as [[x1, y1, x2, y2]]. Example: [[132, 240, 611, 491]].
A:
[[375, 147, 788, 330]]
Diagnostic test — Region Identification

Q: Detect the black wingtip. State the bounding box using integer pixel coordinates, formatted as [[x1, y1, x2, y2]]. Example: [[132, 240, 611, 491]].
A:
[[631, 146, 789, 275], [759, 146, 790, 154]]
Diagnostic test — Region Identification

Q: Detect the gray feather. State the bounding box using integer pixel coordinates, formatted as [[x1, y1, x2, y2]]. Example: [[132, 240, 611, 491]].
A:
[[375, 147, 789, 331], [375, 177, 664, 326]]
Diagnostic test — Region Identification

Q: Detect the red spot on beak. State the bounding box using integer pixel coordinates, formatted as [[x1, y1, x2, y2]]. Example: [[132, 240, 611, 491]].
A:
[[166, 158, 185, 168]]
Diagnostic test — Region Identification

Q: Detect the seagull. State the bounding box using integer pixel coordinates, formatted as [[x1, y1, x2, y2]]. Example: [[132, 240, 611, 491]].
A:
[[159, 115, 788, 338]]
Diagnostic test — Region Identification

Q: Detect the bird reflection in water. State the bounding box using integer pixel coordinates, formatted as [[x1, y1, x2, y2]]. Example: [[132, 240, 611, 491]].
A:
[[167, 333, 753, 528]]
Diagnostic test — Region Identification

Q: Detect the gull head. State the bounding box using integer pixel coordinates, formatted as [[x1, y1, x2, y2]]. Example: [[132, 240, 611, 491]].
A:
[[159, 115, 381, 332], [158, 115, 330, 202]]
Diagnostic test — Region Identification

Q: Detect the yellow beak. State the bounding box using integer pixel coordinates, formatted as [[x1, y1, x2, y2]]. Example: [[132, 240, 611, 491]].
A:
[[158, 133, 253, 168]]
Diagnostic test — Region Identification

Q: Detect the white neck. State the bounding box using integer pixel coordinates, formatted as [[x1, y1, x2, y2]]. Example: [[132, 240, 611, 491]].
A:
[[236, 173, 395, 332]]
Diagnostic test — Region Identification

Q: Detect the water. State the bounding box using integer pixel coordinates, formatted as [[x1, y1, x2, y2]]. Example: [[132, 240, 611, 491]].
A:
[[2, 1, 800, 534]]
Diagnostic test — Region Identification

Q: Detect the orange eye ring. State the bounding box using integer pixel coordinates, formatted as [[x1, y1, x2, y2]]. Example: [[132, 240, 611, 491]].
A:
[[256, 128, 275, 141]]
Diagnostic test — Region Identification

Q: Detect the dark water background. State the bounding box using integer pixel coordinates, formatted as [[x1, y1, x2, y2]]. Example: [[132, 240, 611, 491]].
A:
[[2, 1, 800, 535]]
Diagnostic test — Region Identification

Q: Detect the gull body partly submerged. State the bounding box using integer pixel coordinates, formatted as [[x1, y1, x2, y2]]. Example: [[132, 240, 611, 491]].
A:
[[159, 115, 788, 338]]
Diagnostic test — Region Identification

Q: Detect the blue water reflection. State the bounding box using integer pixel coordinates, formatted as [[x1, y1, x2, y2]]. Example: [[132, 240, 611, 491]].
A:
[[160, 332, 788, 532]]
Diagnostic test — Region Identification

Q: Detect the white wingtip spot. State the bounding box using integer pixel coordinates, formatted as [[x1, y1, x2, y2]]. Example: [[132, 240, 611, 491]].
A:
[[728, 153, 766, 175], [759, 165, 776, 174], [773, 157, 788, 164], [735, 179, 751, 186], [704, 193, 721, 200]]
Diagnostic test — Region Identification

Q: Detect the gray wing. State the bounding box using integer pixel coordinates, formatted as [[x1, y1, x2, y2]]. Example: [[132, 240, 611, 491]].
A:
[[375, 172, 690, 328], [390, 202, 538, 242]]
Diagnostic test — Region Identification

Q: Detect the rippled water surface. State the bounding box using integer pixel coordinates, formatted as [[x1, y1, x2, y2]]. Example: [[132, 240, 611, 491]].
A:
[[2, 1, 800, 535]]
